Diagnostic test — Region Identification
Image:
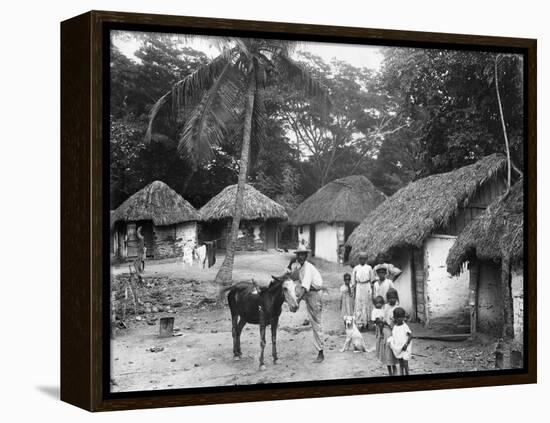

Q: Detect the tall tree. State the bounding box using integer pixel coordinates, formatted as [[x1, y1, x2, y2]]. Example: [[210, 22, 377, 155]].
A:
[[147, 38, 330, 283], [271, 54, 408, 190], [377, 48, 524, 178]]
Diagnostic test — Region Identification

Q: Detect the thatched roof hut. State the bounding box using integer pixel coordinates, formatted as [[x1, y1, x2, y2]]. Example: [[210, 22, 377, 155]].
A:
[[200, 184, 288, 222], [113, 180, 200, 226], [446, 180, 523, 275], [346, 153, 507, 265], [289, 175, 386, 225]]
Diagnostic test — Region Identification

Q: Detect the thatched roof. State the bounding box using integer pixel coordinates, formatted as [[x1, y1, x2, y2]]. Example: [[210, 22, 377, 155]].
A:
[[346, 154, 507, 265], [289, 175, 386, 225], [200, 184, 288, 222], [113, 180, 200, 226], [446, 180, 523, 275]]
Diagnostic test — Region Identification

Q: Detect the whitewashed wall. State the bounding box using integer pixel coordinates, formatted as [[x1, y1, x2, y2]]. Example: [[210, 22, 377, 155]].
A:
[[511, 266, 524, 342], [314, 222, 338, 262], [424, 235, 470, 329]]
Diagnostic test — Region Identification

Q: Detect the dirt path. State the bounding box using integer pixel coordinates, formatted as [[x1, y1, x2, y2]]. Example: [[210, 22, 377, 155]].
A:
[[110, 253, 497, 393]]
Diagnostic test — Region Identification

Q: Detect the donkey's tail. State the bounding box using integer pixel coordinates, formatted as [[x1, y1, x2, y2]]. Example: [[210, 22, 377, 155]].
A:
[[218, 282, 234, 299]]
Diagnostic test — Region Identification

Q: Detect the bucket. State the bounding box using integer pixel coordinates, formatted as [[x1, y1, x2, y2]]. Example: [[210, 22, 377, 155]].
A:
[[159, 317, 175, 338]]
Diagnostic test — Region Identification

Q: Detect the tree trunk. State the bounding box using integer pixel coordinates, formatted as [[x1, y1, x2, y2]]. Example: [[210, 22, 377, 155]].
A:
[[214, 69, 256, 284], [495, 55, 512, 191], [501, 255, 514, 339]]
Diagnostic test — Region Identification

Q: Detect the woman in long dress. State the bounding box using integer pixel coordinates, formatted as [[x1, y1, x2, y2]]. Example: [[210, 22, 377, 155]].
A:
[[351, 252, 375, 331]]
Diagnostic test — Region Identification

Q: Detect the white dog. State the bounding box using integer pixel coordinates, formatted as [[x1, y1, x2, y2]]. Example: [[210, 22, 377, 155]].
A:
[[341, 315, 372, 353]]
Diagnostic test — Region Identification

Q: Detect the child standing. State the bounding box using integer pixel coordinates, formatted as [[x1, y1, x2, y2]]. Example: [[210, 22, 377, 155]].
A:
[[371, 295, 385, 360], [380, 288, 399, 376], [387, 307, 412, 375], [339, 273, 354, 322]]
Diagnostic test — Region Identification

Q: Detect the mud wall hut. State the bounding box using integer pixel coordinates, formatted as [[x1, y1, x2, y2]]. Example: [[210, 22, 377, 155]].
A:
[[289, 175, 386, 263], [346, 154, 508, 333], [447, 181, 524, 341], [112, 181, 200, 260], [199, 184, 288, 251]]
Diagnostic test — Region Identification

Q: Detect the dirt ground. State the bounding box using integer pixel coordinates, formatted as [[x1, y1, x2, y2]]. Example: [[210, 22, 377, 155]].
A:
[[110, 251, 498, 393]]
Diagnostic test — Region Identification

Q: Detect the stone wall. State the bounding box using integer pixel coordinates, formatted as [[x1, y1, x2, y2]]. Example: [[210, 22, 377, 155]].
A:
[[153, 225, 177, 258], [153, 222, 197, 259], [175, 222, 198, 256], [234, 220, 266, 251]]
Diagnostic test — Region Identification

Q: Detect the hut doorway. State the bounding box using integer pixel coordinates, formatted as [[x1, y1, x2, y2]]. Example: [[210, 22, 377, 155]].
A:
[[309, 224, 316, 256], [265, 221, 277, 249], [136, 220, 154, 258], [344, 222, 358, 242]]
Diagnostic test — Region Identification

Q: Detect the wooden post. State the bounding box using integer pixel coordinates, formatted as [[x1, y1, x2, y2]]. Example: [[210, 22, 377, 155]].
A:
[[501, 255, 514, 339], [159, 317, 175, 338], [468, 259, 480, 336]]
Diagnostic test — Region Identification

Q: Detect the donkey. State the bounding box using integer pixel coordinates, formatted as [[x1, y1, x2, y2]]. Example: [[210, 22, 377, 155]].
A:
[[222, 276, 300, 370]]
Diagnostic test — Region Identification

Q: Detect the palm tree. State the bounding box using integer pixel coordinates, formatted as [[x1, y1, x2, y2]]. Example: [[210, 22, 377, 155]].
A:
[[146, 37, 330, 283]]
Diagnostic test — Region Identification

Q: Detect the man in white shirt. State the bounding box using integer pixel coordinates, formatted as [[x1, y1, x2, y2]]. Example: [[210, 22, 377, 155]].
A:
[[287, 244, 324, 363]]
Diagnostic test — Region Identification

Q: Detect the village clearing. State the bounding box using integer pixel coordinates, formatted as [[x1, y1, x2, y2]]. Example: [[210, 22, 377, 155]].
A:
[[110, 251, 497, 392]]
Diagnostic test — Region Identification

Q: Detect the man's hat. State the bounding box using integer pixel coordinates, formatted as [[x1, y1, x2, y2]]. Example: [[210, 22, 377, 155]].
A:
[[293, 244, 311, 255]]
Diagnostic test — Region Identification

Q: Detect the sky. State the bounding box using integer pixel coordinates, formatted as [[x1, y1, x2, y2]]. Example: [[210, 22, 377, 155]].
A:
[[111, 30, 385, 70]]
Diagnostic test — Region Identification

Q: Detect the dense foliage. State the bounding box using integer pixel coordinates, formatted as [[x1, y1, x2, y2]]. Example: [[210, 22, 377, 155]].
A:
[[110, 34, 524, 209]]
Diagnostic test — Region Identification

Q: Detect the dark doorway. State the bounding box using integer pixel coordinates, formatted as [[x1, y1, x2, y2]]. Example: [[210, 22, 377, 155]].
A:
[[265, 221, 277, 249], [344, 222, 359, 242], [309, 224, 316, 256]]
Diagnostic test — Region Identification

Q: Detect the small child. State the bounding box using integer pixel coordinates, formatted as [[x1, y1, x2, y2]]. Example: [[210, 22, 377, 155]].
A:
[[380, 288, 400, 376], [387, 307, 412, 375], [371, 295, 385, 360], [339, 273, 354, 325]]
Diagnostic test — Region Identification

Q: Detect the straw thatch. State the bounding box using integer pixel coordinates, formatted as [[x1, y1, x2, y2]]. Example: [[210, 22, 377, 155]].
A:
[[446, 180, 523, 275], [200, 184, 288, 222], [346, 154, 507, 264], [113, 180, 200, 226], [289, 175, 386, 225]]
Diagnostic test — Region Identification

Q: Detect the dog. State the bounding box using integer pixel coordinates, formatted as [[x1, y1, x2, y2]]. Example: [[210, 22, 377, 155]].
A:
[[341, 315, 372, 353]]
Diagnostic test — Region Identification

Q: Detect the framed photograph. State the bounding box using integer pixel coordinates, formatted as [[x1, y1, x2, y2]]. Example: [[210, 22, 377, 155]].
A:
[[61, 10, 536, 411]]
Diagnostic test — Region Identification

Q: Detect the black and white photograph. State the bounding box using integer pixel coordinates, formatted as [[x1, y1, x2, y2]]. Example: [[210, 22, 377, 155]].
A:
[[108, 29, 526, 393]]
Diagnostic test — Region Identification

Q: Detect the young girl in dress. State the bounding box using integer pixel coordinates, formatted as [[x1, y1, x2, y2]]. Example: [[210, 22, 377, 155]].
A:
[[371, 295, 385, 360], [380, 288, 399, 375], [339, 273, 354, 328], [387, 307, 412, 375]]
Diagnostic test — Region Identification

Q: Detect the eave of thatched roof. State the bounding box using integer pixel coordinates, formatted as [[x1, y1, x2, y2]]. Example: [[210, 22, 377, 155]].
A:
[[200, 184, 288, 222], [289, 175, 386, 225], [113, 180, 200, 226], [346, 154, 507, 265], [446, 180, 523, 275]]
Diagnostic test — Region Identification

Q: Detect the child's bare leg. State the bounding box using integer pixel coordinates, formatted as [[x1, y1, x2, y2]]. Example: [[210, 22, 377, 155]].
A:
[[403, 359, 409, 375], [387, 365, 393, 376]]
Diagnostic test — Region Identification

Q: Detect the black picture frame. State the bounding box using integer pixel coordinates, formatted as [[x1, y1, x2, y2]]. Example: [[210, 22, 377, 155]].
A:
[[61, 10, 537, 411]]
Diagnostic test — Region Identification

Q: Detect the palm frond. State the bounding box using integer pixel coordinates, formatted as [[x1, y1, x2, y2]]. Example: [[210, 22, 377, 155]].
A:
[[274, 53, 332, 114], [178, 63, 245, 161], [145, 55, 230, 142]]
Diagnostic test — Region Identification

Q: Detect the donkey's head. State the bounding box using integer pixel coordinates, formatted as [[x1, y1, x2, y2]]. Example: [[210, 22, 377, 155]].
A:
[[271, 275, 300, 312]]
